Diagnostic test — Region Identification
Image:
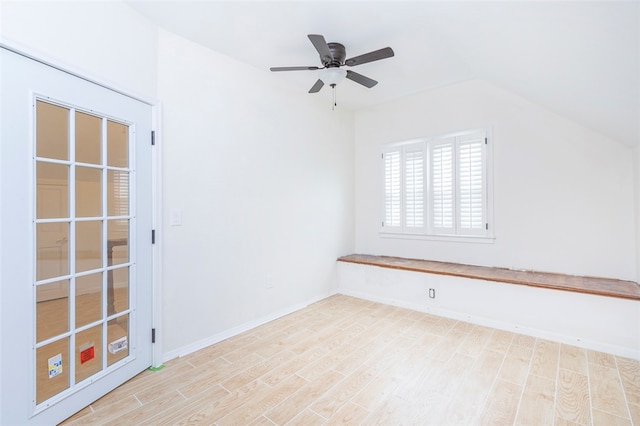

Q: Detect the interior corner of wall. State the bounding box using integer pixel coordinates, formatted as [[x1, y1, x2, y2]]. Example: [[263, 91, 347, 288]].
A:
[[634, 144, 640, 283]]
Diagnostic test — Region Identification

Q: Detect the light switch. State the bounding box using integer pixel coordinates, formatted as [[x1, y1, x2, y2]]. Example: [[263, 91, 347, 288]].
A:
[[169, 209, 182, 226]]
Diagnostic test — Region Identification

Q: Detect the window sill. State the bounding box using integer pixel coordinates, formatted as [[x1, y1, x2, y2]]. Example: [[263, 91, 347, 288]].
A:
[[379, 232, 495, 244]]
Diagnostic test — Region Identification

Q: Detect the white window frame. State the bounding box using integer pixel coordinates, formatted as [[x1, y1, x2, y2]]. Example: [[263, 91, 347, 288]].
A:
[[380, 128, 494, 242]]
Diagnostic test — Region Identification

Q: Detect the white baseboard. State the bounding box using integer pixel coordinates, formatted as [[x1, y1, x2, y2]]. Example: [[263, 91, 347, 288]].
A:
[[162, 290, 337, 363]]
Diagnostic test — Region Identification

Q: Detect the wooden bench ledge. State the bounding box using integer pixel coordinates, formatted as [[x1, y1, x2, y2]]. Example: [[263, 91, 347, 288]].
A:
[[337, 254, 640, 301]]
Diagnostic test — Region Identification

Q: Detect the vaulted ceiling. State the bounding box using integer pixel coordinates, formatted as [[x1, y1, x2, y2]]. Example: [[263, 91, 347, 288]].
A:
[[127, 1, 639, 147]]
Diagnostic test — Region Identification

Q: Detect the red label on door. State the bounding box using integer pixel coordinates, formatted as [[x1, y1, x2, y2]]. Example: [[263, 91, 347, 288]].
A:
[[80, 346, 95, 364]]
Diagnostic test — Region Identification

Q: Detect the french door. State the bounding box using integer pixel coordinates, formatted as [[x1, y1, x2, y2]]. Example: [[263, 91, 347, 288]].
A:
[[0, 46, 154, 425]]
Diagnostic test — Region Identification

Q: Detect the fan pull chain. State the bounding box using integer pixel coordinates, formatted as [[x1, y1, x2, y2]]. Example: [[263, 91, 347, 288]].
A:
[[331, 84, 337, 110]]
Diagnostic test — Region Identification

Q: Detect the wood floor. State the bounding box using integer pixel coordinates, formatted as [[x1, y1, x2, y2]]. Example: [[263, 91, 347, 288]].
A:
[[60, 294, 640, 425]]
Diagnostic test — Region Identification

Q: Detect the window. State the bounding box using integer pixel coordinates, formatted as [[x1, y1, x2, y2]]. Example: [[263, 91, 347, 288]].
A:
[[381, 129, 492, 239]]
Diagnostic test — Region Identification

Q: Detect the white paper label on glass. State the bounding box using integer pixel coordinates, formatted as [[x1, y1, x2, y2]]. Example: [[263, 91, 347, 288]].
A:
[[108, 336, 128, 354], [48, 353, 63, 379]]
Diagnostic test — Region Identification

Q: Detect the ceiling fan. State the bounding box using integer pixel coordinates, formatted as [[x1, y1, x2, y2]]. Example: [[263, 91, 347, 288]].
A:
[[270, 34, 395, 95]]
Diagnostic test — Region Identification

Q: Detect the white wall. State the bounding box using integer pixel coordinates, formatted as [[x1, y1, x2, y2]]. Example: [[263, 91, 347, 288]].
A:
[[354, 79, 636, 280], [0, 1, 158, 100], [157, 30, 354, 357]]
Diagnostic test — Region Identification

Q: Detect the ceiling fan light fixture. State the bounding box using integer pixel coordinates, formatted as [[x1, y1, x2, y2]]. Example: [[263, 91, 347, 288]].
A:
[[320, 67, 347, 86]]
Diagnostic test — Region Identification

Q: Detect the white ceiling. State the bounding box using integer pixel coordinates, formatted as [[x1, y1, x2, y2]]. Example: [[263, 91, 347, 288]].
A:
[[127, 1, 640, 147]]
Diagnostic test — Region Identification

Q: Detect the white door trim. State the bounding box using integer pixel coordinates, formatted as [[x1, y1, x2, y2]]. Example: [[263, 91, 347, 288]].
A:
[[0, 39, 163, 369]]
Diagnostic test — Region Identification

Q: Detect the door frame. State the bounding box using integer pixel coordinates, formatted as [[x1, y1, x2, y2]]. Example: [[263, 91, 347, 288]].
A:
[[0, 36, 164, 381]]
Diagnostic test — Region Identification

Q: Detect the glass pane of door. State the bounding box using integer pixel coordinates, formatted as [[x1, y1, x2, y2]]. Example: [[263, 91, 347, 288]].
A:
[[36, 222, 69, 281], [75, 325, 103, 383], [75, 111, 101, 165], [75, 166, 101, 217], [35, 338, 70, 405], [75, 273, 102, 327], [36, 101, 68, 161], [34, 99, 132, 405], [36, 162, 69, 219], [107, 120, 128, 168], [36, 280, 69, 342]]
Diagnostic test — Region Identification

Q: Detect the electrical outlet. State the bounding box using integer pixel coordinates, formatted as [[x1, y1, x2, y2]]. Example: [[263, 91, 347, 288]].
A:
[[265, 275, 274, 290], [428, 288, 436, 299]]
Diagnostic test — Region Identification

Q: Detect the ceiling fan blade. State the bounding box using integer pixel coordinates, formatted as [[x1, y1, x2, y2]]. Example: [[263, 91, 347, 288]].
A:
[[270, 66, 320, 72], [308, 79, 324, 93], [346, 70, 378, 88], [308, 34, 333, 63], [345, 47, 394, 67]]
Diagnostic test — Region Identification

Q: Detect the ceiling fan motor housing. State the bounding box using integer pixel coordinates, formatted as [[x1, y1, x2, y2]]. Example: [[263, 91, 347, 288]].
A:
[[324, 43, 346, 67]]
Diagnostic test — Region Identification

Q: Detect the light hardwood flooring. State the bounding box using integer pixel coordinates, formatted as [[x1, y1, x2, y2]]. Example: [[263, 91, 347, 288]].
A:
[[60, 294, 640, 425]]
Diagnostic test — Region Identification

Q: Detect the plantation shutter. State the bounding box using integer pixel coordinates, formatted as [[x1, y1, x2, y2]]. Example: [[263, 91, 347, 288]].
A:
[[404, 145, 425, 231], [431, 139, 454, 234], [383, 149, 401, 229], [380, 129, 489, 238], [457, 132, 486, 235]]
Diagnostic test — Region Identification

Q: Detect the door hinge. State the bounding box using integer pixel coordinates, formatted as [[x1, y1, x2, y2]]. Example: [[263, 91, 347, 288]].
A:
[[151, 130, 156, 146], [152, 229, 156, 244], [486, 223, 489, 230], [485, 137, 488, 144], [152, 328, 156, 343]]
